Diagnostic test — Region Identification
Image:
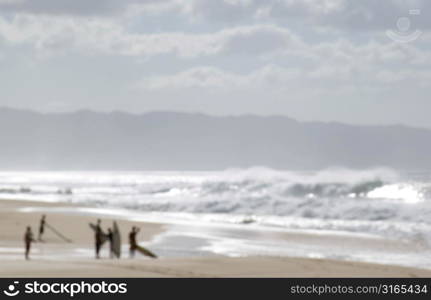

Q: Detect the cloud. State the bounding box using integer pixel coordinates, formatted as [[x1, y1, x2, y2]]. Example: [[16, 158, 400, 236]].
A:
[[0, 15, 302, 58], [2, 0, 429, 32], [1, 10, 429, 89], [220, 25, 303, 56], [0, 1, 429, 62], [0, 0, 163, 16], [172, 0, 431, 32], [137, 66, 243, 89], [130, 64, 330, 91], [134, 44, 431, 92], [9, 12, 424, 64], [135, 65, 301, 91]]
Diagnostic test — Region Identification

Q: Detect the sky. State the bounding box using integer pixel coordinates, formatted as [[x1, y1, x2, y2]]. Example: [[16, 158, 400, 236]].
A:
[[0, 0, 430, 127]]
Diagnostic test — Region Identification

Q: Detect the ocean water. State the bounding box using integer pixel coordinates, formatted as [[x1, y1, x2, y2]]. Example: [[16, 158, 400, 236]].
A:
[[1, 167, 431, 248]]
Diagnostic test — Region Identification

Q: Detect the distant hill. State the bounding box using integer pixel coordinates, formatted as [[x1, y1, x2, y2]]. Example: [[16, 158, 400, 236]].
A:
[[0, 107, 430, 170]]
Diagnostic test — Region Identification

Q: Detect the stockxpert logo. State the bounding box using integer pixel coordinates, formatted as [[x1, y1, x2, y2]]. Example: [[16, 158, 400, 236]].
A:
[[3, 281, 20, 297], [3, 281, 127, 298], [386, 9, 422, 43]]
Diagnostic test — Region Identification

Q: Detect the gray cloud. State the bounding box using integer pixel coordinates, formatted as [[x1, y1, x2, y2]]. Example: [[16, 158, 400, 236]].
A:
[[178, 0, 430, 31], [1, 0, 429, 32], [0, 0, 430, 128], [0, 16, 302, 59], [0, 0, 159, 15]]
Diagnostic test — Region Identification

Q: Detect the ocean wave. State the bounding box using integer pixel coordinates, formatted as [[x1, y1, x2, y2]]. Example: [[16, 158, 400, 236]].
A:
[[0, 168, 430, 225]]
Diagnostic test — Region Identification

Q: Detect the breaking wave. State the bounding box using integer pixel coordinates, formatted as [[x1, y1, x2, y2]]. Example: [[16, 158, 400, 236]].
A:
[[1, 168, 431, 241]]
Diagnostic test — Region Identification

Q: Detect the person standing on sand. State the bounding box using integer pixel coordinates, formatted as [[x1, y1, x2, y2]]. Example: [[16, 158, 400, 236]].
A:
[[38, 215, 46, 242], [95, 219, 104, 259], [107, 228, 114, 259], [24, 226, 35, 260], [129, 226, 140, 258]]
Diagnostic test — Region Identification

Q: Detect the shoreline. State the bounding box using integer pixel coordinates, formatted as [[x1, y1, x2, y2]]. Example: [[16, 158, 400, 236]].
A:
[[1, 199, 431, 277]]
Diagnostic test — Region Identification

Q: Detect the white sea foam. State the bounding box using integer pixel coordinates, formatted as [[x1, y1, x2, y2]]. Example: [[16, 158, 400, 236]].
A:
[[2, 168, 431, 244]]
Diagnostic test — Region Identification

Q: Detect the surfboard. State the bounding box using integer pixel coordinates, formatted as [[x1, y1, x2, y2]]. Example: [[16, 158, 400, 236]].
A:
[[112, 221, 121, 258], [89, 223, 108, 245], [136, 245, 157, 259], [46, 223, 72, 243]]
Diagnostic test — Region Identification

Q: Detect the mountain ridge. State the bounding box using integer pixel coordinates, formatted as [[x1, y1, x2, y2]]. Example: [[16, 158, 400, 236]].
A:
[[0, 107, 429, 170]]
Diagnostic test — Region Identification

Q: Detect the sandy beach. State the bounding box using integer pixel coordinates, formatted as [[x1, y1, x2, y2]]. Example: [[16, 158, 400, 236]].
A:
[[1, 199, 431, 278]]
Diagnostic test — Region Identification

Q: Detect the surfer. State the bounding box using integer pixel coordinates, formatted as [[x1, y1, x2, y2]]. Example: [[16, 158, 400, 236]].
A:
[[24, 226, 35, 260], [94, 219, 104, 259], [128, 226, 140, 258], [107, 228, 114, 259], [38, 215, 46, 242]]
